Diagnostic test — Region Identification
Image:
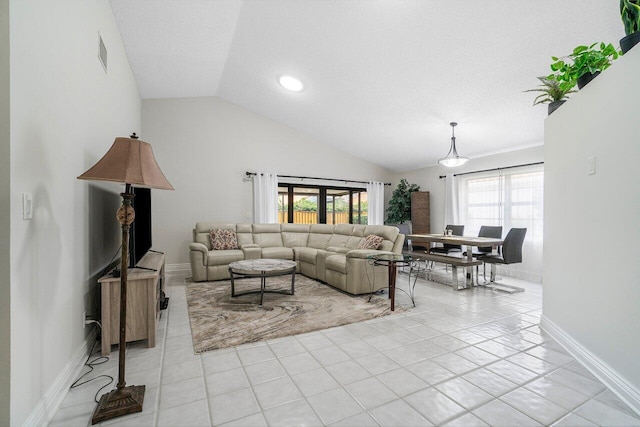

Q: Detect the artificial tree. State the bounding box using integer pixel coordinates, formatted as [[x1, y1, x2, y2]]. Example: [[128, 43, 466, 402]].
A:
[[386, 178, 420, 224]]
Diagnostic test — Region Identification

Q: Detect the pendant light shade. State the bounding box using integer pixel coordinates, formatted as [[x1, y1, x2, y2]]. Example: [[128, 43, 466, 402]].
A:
[[438, 122, 469, 167]]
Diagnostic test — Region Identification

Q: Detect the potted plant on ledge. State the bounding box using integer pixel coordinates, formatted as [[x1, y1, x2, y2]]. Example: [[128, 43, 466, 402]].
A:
[[524, 76, 576, 115], [620, 0, 640, 53], [549, 42, 621, 90]]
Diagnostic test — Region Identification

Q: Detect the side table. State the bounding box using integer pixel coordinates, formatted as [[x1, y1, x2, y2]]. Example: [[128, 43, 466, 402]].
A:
[[368, 253, 412, 311]]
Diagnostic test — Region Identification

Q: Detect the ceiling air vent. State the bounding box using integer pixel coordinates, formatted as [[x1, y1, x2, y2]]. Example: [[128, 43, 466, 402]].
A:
[[98, 33, 107, 73]]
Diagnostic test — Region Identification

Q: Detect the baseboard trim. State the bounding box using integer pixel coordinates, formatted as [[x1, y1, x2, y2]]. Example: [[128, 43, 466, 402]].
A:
[[540, 315, 640, 416], [497, 265, 542, 283], [24, 328, 98, 426], [166, 263, 191, 283]]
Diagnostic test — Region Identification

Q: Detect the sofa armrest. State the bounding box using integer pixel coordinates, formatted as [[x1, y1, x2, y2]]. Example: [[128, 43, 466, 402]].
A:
[[190, 242, 208, 255], [189, 242, 208, 266], [327, 246, 350, 254], [346, 249, 394, 259]]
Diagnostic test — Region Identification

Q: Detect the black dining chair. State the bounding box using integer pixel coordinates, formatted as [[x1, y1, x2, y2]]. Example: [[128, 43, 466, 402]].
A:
[[429, 224, 464, 255], [462, 225, 503, 282], [428, 224, 464, 271], [477, 227, 527, 293]]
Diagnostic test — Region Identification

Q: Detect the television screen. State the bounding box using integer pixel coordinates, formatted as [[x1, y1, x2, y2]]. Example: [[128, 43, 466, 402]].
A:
[[129, 187, 152, 267]]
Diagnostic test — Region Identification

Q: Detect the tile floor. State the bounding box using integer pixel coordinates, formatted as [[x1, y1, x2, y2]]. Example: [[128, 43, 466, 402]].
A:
[[50, 271, 640, 426]]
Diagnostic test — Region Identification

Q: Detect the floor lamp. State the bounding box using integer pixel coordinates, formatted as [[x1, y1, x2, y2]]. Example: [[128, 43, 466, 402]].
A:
[[78, 133, 173, 424]]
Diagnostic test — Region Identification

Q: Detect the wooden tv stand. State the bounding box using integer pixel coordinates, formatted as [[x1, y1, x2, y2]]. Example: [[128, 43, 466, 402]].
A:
[[98, 250, 165, 356]]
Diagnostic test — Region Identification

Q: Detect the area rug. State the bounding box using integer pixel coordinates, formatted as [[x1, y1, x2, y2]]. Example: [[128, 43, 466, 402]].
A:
[[185, 275, 399, 354]]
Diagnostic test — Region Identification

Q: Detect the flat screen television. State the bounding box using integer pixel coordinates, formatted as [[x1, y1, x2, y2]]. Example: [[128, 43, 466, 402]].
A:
[[129, 186, 152, 267]]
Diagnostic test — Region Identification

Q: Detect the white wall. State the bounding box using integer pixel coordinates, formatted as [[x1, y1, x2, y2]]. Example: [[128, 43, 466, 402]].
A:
[[0, 0, 10, 423], [9, 1, 141, 424], [543, 46, 640, 411], [398, 146, 544, 235], [142, 96, 395, 265]]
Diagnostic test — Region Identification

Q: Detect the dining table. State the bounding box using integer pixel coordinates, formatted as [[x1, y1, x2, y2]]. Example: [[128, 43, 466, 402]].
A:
[[407, 233, 504, 288]]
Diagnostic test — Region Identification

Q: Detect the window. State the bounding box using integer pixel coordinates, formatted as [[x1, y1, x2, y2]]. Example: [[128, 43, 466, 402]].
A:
[[278, 184, 367, 225], [458, 165, 544, 282]]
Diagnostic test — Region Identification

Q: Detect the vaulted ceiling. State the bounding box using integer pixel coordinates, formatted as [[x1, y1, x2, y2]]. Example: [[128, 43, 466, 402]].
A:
[[109, 0, 623, 172]]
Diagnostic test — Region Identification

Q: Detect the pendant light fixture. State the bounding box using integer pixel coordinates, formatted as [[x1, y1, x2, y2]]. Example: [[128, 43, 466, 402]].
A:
[[438, 122, 469, 167]]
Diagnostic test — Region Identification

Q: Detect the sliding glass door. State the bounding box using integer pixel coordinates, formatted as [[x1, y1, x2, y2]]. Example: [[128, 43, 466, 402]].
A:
[[278, 184, 368, 225]]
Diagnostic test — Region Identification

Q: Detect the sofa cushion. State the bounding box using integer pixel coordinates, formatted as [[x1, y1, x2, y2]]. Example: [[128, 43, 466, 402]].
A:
[[252, 223, 284, 247], [282, 223, 310, 247], [334, 224, 355, 235], [308, 224, 335, 249], [327, 233, 350, 248], [358, 234, 384, 250], [210, 229, 239, 250], [195, 222, 236, 249], [327, 224, 352, 248], [236, 223, 254, 246], [296, 247, 319, 264], [207, 249, 244, 266], [327, 246, 350, 254], [261, 247, 294, 260], [364, 225, 400, 252]]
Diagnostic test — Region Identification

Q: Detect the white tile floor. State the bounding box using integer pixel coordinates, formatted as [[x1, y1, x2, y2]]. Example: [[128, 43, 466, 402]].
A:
[[50, 272, 640, 427]]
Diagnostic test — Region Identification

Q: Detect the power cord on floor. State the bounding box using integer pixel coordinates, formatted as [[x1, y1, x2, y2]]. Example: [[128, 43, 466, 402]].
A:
[[70, 325, 114, 403]]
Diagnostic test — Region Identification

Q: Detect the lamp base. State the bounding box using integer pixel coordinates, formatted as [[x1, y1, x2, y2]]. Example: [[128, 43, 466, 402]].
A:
[[91, 385, 145, 424]]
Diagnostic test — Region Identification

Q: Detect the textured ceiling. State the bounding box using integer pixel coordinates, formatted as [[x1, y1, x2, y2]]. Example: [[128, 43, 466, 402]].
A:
[[109, 0, 624, 172]]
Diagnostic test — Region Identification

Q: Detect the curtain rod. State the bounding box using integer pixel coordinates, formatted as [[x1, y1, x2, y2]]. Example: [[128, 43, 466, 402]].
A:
[[245, 171, 391, 186], [438, 161, 544, 179]]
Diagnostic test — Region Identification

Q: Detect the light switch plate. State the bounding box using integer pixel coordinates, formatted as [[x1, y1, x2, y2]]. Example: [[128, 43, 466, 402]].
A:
[[22, 193, 33, 220]]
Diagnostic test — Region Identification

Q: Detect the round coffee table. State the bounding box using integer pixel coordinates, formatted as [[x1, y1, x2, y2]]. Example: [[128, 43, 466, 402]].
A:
[[228, 259, 297, 306]]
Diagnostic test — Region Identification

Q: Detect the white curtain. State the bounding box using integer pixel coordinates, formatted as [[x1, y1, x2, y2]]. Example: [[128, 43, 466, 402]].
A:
[[253, 172, 278, 223], [366, 181, 385, 225], [443, 173, 459, 228], [457, 165, 544, 282]]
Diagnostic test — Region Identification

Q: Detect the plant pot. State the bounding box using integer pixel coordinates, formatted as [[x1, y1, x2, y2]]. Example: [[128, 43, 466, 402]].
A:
[[577, 71, 600, 89], [621, 32, 640, 54], [548, 100, 565, 115]]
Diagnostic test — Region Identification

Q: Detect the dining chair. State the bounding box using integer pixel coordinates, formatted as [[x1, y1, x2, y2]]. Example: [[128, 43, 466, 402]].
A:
[[429, 224, 464, 255], [477, 227, 527, 293], [428, 224, 464, 271], [462, 225, 503, 282]]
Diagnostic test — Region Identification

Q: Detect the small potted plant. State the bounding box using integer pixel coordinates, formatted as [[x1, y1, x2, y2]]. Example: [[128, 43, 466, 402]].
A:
[[524, 76, 576, 115], [549, 42, 621, 90], [621, 0, 640, 53]]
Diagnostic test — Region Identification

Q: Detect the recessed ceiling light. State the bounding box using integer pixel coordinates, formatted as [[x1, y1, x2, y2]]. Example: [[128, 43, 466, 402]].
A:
[[278, 75, 304, 92]]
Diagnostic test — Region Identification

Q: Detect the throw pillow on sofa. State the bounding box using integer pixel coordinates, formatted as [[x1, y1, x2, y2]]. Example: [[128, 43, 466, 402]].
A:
[[358, 234, 384, 250], [210, 229, 239, 250]]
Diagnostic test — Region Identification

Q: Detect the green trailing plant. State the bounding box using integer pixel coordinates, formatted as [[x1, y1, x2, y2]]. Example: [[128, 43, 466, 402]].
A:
[[621, 0, 640, 35], [386, 179, 420, 224], [524, 76, 576, 105], [548, 42, 621, 92]]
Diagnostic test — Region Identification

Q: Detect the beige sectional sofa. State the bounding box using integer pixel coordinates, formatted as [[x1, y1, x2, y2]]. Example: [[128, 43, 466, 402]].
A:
[[189, 222, 405, 295]]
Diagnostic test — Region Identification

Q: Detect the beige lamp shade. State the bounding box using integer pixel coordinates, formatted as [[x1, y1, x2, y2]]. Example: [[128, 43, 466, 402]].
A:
[[78, 137, 174, 190]]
